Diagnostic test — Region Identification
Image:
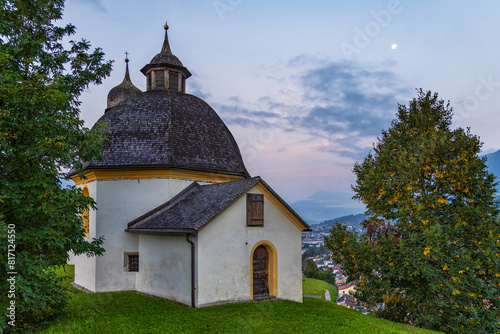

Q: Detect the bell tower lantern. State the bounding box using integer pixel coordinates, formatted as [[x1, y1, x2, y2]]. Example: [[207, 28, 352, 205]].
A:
[[140, 22, 191, 92]]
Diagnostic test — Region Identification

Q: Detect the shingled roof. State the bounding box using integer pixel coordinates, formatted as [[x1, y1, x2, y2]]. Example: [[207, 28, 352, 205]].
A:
[[107, 58, 141, 109], [72, 89, 249, 177], [126, 176, 310, 234]]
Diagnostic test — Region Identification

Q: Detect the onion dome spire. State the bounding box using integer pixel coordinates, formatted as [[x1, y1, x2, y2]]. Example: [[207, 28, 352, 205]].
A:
[[124, 51, 132, 80], [107, 53, 142, 110], [161, 22, 173, 55], [141, 21, 191, 92]]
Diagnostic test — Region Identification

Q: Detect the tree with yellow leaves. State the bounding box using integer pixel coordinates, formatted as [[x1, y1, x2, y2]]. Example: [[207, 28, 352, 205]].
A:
[[326, 90, 499, 333]]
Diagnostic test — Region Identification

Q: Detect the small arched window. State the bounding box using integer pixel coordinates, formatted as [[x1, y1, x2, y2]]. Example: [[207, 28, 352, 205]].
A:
[[82, 186, 90, 238]]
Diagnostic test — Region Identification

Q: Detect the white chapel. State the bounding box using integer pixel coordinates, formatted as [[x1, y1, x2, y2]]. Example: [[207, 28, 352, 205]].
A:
[[68, 23, 310, 307]]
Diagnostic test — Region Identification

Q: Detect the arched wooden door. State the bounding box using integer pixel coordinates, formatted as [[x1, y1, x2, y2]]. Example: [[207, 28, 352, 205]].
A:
[[252, 245, 269, 299]]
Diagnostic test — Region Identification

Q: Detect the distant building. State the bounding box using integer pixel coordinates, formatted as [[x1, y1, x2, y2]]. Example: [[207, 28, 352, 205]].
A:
[[68, 23, 310, 307], [337, 294, 357, 308], [337, 282, 358, 309], [323, 260, 334, 267], [338, 282, 356, 296], [335, 273, 347, 285]]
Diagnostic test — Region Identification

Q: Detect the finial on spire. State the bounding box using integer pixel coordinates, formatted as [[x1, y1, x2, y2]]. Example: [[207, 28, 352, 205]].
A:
[[124, 51, 130, 81], [161, 20, 173, 54]]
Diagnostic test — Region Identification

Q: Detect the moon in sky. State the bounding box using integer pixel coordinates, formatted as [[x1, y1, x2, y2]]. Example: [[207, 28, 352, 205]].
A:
[[391, 43, 398, 50]]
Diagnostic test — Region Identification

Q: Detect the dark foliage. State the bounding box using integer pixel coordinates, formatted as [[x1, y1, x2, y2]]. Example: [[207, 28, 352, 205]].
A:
[[0, 0, 111, 331]]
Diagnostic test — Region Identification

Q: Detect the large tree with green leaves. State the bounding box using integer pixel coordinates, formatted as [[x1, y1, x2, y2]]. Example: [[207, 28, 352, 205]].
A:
[[0, 0, 111, 331], [325, 90, 500, 333]]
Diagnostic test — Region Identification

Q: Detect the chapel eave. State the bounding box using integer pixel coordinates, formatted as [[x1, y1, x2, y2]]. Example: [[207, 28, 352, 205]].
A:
[[70, 166, 248, 185], [140, 62, 191, 79], [125, 228, 197, 235]]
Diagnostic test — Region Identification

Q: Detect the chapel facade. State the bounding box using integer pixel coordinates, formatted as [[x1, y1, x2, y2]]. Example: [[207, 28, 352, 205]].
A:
[[68, 23, 310, 307]]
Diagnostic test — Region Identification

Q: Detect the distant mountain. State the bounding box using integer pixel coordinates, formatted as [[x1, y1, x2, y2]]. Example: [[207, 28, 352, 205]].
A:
[[485, 149, 500, 195], [485, 149, 500, 171], [311, 213, 368, 233], [292, 190, 365, 225], [303, 150, 500, 230]]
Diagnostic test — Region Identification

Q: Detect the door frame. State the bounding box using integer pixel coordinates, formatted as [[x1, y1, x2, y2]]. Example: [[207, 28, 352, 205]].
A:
[[250, 240, 277, 299]]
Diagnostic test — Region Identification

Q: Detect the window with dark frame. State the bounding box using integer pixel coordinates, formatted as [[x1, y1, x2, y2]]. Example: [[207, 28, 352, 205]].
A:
[[247, 193, 264, 226], [124, 253, 139, 272]]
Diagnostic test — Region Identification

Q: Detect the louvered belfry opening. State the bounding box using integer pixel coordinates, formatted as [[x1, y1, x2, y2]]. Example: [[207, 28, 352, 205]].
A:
[[252, 245, 269, 299]]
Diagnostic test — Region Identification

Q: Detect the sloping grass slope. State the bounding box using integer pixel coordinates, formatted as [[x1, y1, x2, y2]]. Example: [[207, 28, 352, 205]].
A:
[[38, 292, 440, 334], [302, 277, 337, 300], [36, 267, 440, 334]]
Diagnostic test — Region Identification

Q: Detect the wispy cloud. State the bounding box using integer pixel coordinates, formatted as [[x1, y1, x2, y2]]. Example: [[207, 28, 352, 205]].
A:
[[188, 78, 213, 101], [214, 55, 412, 160], [72, 0, 107, 13]]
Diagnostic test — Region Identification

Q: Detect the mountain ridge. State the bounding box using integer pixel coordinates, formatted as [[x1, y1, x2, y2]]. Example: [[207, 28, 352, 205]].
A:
[[309, 149, 500, 229]]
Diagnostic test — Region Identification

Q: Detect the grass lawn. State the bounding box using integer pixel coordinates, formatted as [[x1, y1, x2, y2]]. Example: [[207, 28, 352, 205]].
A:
[[302, 277, 337, 300], [36, 266, 441, 334]]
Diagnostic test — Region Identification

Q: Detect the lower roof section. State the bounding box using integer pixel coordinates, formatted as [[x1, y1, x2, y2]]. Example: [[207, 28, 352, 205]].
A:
[[125, 176, 310, 234]]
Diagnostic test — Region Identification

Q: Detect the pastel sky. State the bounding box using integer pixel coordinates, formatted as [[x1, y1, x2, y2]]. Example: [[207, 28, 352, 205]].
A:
[[62, 0, 500, 223]]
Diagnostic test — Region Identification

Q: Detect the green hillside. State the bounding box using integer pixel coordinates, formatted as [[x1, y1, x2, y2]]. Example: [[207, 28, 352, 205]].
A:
[[302, 277, 337, 300], [34, 267, 440, 334]]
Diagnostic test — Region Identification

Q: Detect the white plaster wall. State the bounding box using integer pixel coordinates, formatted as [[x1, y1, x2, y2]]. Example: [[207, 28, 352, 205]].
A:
[[94, 178, 194, 292], [196, 186, 303, 306], [70, 251, 97, 291], [69, 181, 98, 291], [136, 234, 193, 305]]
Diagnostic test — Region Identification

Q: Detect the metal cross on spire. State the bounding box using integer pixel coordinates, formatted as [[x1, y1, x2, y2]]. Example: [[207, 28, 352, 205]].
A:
[[124, 51, 130, 81]]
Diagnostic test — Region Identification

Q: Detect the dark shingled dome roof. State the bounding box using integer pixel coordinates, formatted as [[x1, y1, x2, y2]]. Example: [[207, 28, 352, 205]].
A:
[[81, 89, 249, 176], [150, 52, 183, 67], [106, 69, 141, 108]]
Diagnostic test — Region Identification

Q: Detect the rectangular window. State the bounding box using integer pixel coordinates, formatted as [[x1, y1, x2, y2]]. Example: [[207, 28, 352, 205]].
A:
[[124, 253, 139, 272], [169, 71, 179, 91], [247, 194, 264, 226]]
